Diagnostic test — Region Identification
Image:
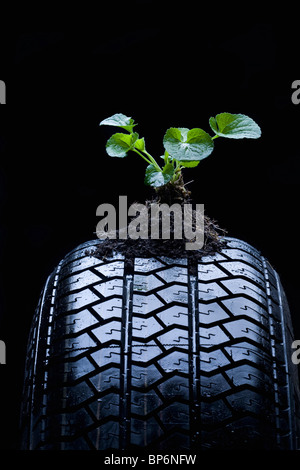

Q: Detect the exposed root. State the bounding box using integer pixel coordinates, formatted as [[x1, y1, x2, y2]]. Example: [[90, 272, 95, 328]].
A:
[[87, 177, 228, 268]]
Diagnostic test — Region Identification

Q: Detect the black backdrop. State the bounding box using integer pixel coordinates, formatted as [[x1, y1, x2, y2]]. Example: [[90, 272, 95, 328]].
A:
[[0, 5, 300, 456]]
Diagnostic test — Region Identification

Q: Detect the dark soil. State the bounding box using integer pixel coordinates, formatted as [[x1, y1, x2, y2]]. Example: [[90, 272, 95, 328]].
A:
[[87, 179, 228, 270]]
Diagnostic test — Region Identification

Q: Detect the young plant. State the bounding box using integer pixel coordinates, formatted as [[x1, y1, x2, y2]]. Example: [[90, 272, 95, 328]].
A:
[[99, 112, 261, 189]]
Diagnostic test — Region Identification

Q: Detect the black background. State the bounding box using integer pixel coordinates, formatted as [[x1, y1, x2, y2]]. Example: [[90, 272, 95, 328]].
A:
[[0, 3, 300, 457]]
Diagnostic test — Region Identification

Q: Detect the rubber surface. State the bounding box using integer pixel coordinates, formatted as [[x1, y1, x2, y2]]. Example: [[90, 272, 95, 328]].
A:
[[20, 237, 300, 450]]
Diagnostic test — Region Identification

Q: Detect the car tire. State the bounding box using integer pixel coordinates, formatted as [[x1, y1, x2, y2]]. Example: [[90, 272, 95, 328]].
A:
[[20, 237, 300, 450]]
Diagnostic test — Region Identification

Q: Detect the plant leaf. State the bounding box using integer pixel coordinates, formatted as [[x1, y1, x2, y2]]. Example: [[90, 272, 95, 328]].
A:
[[163, 127, 214, 162], [162, 162, 175, 182], [106, 132, 137, 157], [159, 151, 172, 164], [144, 163, 174, 187], [209, 113, 261, 139], [134, 137, 146, 152], [100, 113, 136, 133], [179, 160, 200, 168]]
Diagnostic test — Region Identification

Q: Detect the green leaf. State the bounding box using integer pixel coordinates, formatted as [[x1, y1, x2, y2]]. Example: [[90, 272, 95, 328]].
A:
[[163, 127, 214, 162], [144, 163, 175, 187], [106, 132, 138, 157], [179, 160, 200, 168], [209, 113, 261, 139], [134, 137, 146, 152], [100, 113, 136, 133], [159, 151, 172, 164], [162, 162, 175, 182], [164, 150, 170, 164]]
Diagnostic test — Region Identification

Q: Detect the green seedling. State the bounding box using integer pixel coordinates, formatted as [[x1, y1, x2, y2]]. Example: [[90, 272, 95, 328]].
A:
[[100, 112, 261, 189]]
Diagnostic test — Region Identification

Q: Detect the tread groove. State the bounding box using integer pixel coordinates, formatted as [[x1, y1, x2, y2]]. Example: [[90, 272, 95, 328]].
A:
[[261, 256, 281, 446], [188, 264, 201, 449], [120, 273, 133, 451]]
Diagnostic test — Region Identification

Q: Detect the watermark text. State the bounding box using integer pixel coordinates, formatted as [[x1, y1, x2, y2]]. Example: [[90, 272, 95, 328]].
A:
[[103, 453, 197, 466], [0, 340, 6, 364], [291, 80, 300, 105], [0, 80, 6, 104], [96, 196, 204, 250], [292, 340, 300, 365]]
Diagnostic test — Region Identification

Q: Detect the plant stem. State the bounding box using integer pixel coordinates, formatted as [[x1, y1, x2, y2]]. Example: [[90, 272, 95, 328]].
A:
[[144, 150, 162, 171], [212, 135, 220, 140], [133, 148, 162, 172], [132, 148, 152, 165]]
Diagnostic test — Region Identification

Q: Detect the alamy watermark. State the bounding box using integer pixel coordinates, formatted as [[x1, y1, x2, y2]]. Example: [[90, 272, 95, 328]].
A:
[[0, 80, 6, 104], [96, 196, 204, 250], [292, 340, 300, 365], [291, 80, 300, 105], [0, 340, 6, 364]]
